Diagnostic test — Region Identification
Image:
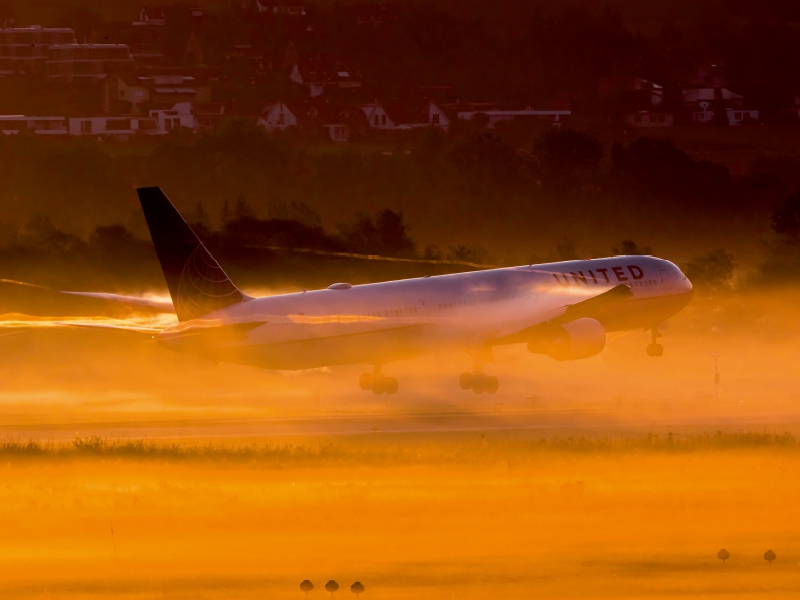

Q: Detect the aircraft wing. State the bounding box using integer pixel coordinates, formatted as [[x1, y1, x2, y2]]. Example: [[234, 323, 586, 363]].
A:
[[495, 283, 633, 345], [548, 283, 633, 326]]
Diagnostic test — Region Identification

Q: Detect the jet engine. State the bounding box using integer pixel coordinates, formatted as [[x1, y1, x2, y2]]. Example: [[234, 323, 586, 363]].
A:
[[527, 318, 606, 361]]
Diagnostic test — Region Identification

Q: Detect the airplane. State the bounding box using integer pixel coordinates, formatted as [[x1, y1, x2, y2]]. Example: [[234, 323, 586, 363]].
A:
[[31, 187, 695, 395]]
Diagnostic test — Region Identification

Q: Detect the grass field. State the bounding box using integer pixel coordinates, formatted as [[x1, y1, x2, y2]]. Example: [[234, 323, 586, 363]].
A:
[[1, 434, 799, 599]]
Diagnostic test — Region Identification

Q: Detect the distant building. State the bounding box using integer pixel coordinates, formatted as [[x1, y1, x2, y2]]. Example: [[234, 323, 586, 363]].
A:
[[291, 59, 362, 97], [683, 87, 757, 125], [131, 6, 167, 61], [625, 111, 674, 128], [295, 99, 368, 141], [46, 44, 134, 81], [690, 108, 759, 125], [258, 101, 297, 131], [361, 100, 395, 130], [457, 107, 571, 128], [149, 102, 196, 132], [378, 98, 454, 131], [68, 115, 158, 140], [0, 114, 67, 134], [411, 99, 450, 130], [102, 72, 213, 113], [194, 103, 228, 128], [135, 6, 167, 26], [0, 25, 75, 75]]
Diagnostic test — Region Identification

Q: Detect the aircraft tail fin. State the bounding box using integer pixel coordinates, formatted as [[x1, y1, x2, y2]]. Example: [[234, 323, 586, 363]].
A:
[[137, 187, 248, 322]]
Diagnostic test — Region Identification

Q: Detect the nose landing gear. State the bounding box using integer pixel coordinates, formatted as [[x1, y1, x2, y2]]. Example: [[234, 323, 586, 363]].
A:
[[359, 365, 398, 395], [646, 327, 664, 357]]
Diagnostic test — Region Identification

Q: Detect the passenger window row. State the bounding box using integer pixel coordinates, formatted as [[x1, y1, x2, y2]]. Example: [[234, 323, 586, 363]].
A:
[[364, 307, 418, 318], [438, 300, 477, 310]]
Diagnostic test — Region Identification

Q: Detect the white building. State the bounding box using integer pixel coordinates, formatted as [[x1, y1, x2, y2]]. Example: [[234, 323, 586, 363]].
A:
[[69, 116, 157, 140], [691, 108, 759, 125], [149, 102, 196, 133], [457, 107, 571, 128], [417, 100, 450, 130], [361, 100, 395, 129], [258, 101, 297, 131], [0, 115, 67, 134], [626, 111, 674, 128]]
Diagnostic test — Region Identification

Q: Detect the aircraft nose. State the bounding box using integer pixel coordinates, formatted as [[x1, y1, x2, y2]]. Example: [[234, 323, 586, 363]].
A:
[[680, 271, 693, 293]]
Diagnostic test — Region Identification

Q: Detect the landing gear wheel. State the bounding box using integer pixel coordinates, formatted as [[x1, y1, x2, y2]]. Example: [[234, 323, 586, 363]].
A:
[[360, 368, 398, 394], [646, 343, 664, 357], [459, 370, 499, 394], [459, 372, 474, 390], [359, 372, 374, 390]]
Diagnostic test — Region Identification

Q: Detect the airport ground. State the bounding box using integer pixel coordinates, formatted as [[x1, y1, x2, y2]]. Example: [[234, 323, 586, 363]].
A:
[[1, 289, 800, 598]]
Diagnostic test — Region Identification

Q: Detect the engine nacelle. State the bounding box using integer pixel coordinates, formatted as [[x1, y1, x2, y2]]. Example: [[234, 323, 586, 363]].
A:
[[526, 318, 606, 361]]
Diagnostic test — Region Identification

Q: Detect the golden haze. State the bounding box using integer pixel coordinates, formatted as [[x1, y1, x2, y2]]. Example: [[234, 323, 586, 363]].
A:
[[1, 288, 800, 598]]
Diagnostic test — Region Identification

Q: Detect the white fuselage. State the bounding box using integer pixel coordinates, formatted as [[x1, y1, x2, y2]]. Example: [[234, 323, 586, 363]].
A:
[[157, 255, 693, 370]]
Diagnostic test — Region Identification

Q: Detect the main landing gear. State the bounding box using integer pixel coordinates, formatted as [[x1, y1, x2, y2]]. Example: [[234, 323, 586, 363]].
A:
[[359, 365, 398, 395], [460, 347, 499, 394], [459, 369, 499, 394], [646, 327, 664, 357]]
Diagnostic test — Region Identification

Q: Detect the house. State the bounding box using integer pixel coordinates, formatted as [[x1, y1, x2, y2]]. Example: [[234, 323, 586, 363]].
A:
[[135, 6, 167, 26], [625, 111, 674, 128], [102, 72, 213, 113], [195, 103, 228, 128], [457, 107, 571, 128], [149, 102, 196, 132], [683, 87, 756, 125], [412, 99, 451, 130], [690, 106, 759, 126], [295, 99, 368, 141], [258, 101, 297, 131], [361, 100, 395, 130], [68, 115, 159, 140], [291, 59, 362, 97], [683, 88, 759, 126], [0, 25, 75, 75], [45, 44, 133, 81], [0, 115, 67, 135], [724, 109, 759, 126], [380, 98, 453, 131]]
